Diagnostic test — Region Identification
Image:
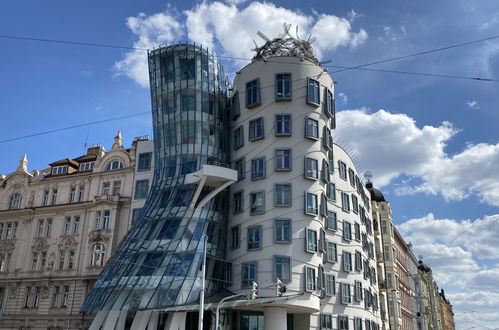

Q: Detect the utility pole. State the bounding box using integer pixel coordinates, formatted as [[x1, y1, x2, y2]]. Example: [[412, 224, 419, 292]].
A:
[[198, 235, 208, 330]]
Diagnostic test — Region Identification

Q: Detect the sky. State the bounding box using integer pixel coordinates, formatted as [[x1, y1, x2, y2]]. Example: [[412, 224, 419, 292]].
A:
[[1, 1, 498, 328]]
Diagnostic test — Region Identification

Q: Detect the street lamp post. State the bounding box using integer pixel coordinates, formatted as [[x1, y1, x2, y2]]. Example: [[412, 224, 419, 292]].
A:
[[198, 235, 208, 330], [215, 293, 247, 330]]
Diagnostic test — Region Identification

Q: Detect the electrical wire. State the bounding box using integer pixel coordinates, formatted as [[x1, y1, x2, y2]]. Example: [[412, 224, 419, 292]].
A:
[[0, 111, 150, 144], [1, 33, 498, 82]]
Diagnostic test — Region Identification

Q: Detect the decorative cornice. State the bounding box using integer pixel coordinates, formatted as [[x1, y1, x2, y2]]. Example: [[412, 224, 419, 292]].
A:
[[0, 239, 16, 252], [58, 235, 79, 250], [88, 229, 111, 244], [32, 237, 50, 252]]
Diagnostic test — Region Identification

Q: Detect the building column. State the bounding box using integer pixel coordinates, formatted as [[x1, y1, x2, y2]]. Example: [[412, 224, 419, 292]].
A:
[[264, 307, 287, 330]]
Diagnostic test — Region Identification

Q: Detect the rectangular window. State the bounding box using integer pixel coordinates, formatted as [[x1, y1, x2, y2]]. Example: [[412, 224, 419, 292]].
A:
[[113, 180, 121, 195], [342, 192, 350, 212], [72, 216, 80, 234], [274, 219, 291, 243], [323, 126, 332, 150], [343, 251, 352, 272], [338, 315, 350, 330], [274, 256, 291, 282], [79, 162, 94, 171], [230, 226, 240, 249], [36, 219, 44, 237], [247, 226, 262, 250], [102, 210, 111, 229], [320, 193, 328, 216], [63, 217, 71, 235], [52, 165, 68, 175], [305, 192, 318, 215], [69, 186, 76, 203], [131, 208, 142, 227], [352, 195, 359, 213], [134, 180, 149, 199], [339, 161, 347, 180], [384, 246, 391, 261], [305, 266, 316, 291], [307, 78, 320, 105], [249, 117, 264, 141], [354, 318, 363, 330], [95, 211, 101, 229], [341, 283, 351, 304], [304, 157, 318, 180], [58, 250, 65, 270], [321, 314, 333, 329], [31, 252, 38, 271], [68, 250, 75, 270], [233, 125, 244, 150], [275, 149, 291, 171], [354, 223, 361, 241], [275, 114, 291, 136], [242, 262, 257, 287], [78, 185, 84, 202], [234, 157, 245, 180], [42, 190, 49, 206], [102, 182, 111, 195], [343, 221, 352, 241], [276, 73, 291, 100], [323, 88, 334, 117], [306, 228, 318, 253], [355, 281, 363, 301], [326, 183, 336, 200], [233, 191, 243, 213], [251, 157, 266, 180], [349, 169, 356, 187], [250, 191, 265, 214], [355, 251, 363, 271], [231, 91, 240, 120], [327, 242, 338, 263], [325, 274, 335, 295], [138, 152, 152, 171], [321, 159, 330, 182], [275, 184, 292, 206], [45, 219, 52, 237], [51, 189, 58, 205], [326, 211, 337, 231], [305, 117, 319, 139], [246, 79, 261, 108]]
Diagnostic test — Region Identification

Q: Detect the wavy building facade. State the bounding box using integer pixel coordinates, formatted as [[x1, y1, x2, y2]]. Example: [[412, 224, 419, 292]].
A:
[[82, 44, 237, 329]]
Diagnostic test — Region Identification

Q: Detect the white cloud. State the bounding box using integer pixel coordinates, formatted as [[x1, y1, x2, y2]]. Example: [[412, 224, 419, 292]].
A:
[[466, 100, 479, 109], [336, 109, 499, 206], [114, 12, 183, 87], [184, 1, 367, 60], [337, 92, 348, 105], [116, 3, 367, 86]]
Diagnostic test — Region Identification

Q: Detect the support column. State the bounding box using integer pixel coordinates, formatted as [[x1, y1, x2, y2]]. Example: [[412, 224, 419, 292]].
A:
[[264, 307, 287, 330]]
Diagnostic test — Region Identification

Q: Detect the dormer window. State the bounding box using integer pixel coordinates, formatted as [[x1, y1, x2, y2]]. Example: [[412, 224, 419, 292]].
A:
[[52, 165, 67, 175], [79, 162, 95, 171], [9, 194, 22, 210], [106, 161, 123, 171]]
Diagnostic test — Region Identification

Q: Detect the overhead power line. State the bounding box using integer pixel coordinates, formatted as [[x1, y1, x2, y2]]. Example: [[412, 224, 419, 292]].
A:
[[330, 35, 499, 73], [0, 112, 150, 144], [0, 34, 148, 51], [1, 34, 498, 82]]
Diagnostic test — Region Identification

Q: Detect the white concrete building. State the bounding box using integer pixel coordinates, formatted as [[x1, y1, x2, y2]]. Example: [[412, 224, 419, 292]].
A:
[[129, 136, 154, 228], [224, 36, 382, 330]]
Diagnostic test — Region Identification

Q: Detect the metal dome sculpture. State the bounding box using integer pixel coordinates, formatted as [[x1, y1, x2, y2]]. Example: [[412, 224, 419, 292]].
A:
[[252, 23, 320, 65]]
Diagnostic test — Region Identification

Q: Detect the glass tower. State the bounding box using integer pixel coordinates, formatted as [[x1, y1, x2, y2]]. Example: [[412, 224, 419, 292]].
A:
[[82, 44, 230, 312]]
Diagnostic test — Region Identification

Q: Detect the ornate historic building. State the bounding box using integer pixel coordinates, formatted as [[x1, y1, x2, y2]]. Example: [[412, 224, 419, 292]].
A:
[[0, 132, 147, 330]]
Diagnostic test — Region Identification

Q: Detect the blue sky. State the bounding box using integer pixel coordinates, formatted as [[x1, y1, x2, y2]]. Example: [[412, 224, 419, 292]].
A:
[[1, 1, 498, 327]]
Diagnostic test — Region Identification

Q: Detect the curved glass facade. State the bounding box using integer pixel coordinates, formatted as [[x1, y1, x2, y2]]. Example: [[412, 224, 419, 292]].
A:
[[82, 44, 230, 311]]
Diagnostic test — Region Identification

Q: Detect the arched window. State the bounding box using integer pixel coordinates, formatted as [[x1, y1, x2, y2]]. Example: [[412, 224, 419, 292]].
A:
[[8, 194, 22, 210], [91, 243, 106, 267], [106, 160, 124, 171]]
